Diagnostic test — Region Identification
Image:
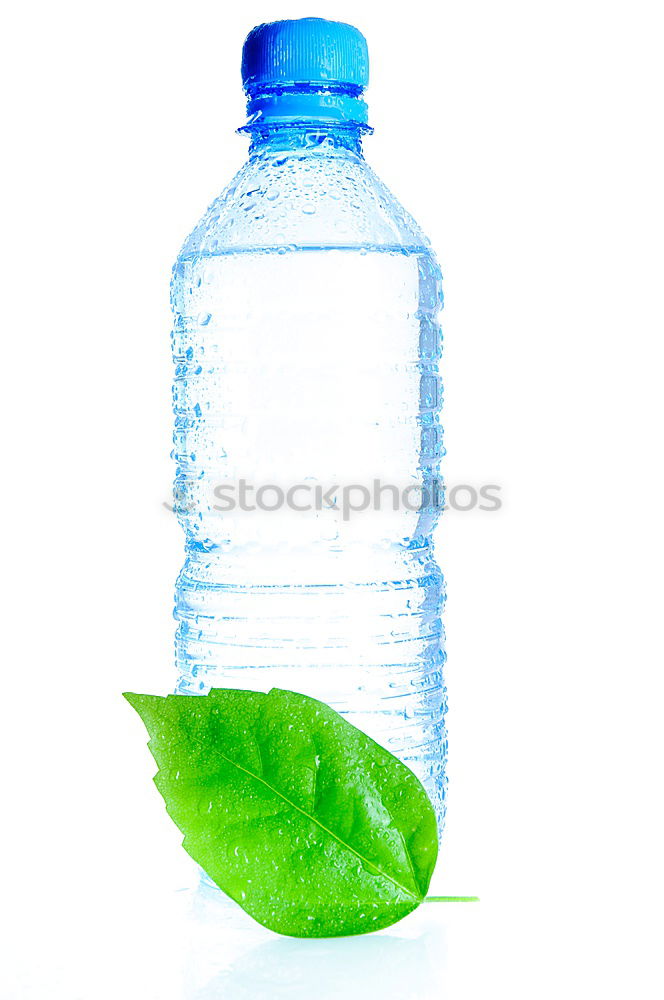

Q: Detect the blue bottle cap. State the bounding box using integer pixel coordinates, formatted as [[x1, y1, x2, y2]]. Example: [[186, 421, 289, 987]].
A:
[[241, 18, 370, 126]]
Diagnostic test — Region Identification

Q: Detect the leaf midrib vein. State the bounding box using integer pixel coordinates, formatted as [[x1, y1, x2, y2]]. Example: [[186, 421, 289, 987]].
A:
[[208, 743, 420, 903]]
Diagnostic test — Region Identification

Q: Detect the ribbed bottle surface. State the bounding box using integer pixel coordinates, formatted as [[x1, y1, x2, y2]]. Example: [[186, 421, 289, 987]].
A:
[[171, 138, 447, 827]]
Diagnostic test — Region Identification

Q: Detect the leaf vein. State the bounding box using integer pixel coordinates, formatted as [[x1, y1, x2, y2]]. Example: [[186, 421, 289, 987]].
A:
[[199, 739, 420, 903]]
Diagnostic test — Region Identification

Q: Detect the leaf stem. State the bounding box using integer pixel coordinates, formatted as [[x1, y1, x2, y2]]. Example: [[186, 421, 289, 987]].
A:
[[424, 895, 479, 902]]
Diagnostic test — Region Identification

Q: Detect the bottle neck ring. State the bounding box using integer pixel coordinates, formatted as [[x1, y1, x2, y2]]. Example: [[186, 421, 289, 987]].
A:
[[241, 121, 368, 158]]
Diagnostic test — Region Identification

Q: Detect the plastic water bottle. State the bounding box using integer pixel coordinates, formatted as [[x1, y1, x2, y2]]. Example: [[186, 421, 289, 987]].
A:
[[170, 18, 447, 827]]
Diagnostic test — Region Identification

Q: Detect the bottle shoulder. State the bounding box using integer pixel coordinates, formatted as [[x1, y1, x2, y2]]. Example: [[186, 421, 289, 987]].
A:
[[177, 152, 434, 259]]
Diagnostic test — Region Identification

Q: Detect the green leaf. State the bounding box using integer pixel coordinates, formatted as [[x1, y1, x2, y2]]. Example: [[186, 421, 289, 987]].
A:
[[124, 687, 438, 937]]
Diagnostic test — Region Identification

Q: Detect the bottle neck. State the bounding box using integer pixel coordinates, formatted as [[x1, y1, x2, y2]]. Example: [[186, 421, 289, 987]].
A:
[[243, 122, 367, 159], [240, 83, 370, 159]]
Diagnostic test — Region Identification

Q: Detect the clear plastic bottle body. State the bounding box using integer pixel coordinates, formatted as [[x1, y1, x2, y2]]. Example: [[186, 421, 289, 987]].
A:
[[171, 125, 447, 825]]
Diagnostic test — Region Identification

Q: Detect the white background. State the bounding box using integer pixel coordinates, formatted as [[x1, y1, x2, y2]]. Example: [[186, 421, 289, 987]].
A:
[[1, 1, 663, 997]]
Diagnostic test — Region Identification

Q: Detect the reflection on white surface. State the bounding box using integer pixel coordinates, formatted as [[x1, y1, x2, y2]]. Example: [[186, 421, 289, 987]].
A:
[[181, 883, 445, 1000]]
